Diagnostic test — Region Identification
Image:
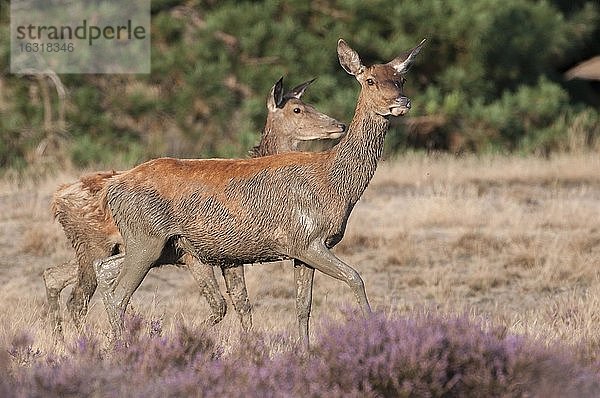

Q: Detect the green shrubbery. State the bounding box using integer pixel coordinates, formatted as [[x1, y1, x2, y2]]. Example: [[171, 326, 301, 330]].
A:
[[1, 0, 599, 170]]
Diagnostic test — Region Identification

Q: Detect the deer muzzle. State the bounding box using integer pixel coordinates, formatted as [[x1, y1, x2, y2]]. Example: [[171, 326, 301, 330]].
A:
[[390, 96, 411, 116], [324, 122, 347, 139]]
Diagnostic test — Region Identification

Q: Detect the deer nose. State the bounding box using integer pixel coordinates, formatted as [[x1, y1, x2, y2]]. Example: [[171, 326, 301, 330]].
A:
[[338, 123, 347, 132], [396, 96, 411, 109]]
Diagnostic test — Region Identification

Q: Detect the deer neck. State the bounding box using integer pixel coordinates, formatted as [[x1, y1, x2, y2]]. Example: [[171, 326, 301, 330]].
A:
[[251, 121, 294, 158], [329, 95, 389, 204]]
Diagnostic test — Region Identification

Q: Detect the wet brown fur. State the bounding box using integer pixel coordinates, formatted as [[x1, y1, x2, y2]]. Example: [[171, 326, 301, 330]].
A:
[[43, 78, 345, 335], [96, 39, 426, 343]]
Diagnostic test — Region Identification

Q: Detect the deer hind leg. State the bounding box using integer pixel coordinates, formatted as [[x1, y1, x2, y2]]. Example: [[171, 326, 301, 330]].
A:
[[96, 237, 165, 340], [222, 265, 252, 331], [66, 254, 101, 331], [43, 259, 78, 337], [296, 241, 371, 315], [94, 253, 125, 338], [182, 253, 227, 325], [293, 260, 314, 350], [94, 253, 125, 301]]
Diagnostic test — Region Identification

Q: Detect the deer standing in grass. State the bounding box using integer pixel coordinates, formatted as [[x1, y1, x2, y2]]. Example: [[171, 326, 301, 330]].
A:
[[96, 38, 425, 344], [44, 77, 345, 335]]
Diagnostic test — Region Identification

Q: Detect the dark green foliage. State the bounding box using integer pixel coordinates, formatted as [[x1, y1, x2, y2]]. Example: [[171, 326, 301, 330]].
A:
[[0, 0, 599, 170]]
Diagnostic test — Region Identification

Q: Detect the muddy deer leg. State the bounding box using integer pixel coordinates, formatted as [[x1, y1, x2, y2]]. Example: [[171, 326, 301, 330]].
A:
[[99, 238, 164, 339], [221, 265, 252, 331], [296, 241, 371, 315], [94, 253, 125, 337], [66, 258, 99, 331], [182, 253, 227, 325], [94, 254, 125, 299], [294, 259, 314, 350], [43, 259, 78, 336]]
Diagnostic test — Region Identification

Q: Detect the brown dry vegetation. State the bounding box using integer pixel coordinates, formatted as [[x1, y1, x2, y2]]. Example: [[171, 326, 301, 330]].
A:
[[0, 153, 599, 361]]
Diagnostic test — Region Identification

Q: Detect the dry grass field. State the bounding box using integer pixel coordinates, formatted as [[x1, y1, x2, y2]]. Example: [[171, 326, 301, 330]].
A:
[[1, 153, 599, 363]]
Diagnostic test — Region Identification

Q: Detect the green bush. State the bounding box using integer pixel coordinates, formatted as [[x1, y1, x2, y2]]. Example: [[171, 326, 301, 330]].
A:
[[0, 0, 599, 171]]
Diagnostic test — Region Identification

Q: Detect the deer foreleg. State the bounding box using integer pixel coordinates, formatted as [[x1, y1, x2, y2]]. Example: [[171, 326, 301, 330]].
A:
[[294, 259, 314, 350], [296, 241, 371, 315]]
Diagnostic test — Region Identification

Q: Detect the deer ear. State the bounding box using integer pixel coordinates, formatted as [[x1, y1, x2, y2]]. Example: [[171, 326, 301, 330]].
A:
[[387, 38, 427, 74], [337, 39, 365, 76], [268, 76, 285, 111], [284, 77, 316, 100]]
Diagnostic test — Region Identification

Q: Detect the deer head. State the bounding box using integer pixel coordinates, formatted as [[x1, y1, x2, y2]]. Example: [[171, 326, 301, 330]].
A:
[[266, 77, 346, 142], [337, 38, 426, 117]]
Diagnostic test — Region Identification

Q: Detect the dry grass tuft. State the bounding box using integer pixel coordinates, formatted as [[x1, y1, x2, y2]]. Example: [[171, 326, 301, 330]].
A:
[[452, 232, 505, 257]]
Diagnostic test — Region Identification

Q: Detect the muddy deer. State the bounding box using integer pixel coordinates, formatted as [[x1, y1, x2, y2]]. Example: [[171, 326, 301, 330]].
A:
[[95, 38, 426, 344], [43, 77, 345, 335]]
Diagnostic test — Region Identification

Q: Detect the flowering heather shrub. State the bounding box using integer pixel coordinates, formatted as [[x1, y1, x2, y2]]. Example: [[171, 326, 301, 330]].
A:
[[7, 333, 41, 367], [307, 312, 600, 397], [3, 312, 599, 397], [6, 315, 218, 397]]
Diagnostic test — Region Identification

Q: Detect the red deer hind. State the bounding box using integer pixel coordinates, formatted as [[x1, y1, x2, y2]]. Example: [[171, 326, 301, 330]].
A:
[[44, 77, 345, 335], [96, 38, 426, 343]]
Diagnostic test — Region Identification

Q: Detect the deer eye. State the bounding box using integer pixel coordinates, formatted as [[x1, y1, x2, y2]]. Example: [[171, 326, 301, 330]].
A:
[[293, 107, 301, 113], [366, 78, 375, 86]]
